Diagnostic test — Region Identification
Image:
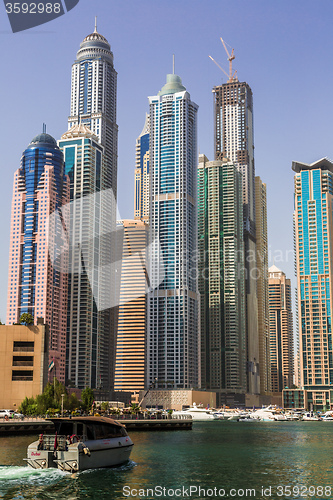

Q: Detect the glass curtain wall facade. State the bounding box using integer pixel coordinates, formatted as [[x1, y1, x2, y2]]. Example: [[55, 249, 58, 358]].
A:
[[147, 73, 199, 389], [268, 265, 294, 392], [6, 133, 69, 383], [66, 26, 118, 391], [255, 177, 271, 394], [59, 124, 115, 391], [134, 113, 150, 221], [293, 158, 333, 410], [198, 155, 246, 393], [213, 80, 259, 394], [114, 219, 149, 394]]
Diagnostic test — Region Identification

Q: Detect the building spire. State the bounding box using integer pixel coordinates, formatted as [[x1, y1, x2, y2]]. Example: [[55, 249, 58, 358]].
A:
[[173, 54, 175, 74], [94, 16, 97, 33]]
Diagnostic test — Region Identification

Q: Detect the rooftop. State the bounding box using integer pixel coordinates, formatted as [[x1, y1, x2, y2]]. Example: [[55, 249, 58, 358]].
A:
[[28, 133, 58, 149], [292, 157, 333, 173]]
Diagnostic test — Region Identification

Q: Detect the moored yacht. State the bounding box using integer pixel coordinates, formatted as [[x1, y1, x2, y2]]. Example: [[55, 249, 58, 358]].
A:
[[25, 416, 133, 472], [249, 405, 279, 421], [172, 403, 215, 421]]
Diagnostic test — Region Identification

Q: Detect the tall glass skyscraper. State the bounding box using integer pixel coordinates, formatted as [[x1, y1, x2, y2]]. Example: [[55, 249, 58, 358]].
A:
[[147, 72, 199, 389], [68, 24, 118, 197], [58, 123, 115, 391], [255, 176, 271, 394], [134, 113, 150, 221], [6, 132, 69, 383], [293, 158, 333, 410], [213, 79, 259, 394], [268, 265, 293, 392], [198, 155, 246, 397], [64, 25, 118, 391]]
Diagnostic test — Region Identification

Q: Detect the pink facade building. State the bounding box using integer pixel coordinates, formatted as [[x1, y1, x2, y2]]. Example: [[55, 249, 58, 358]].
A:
[[6, 132, 69, 384]]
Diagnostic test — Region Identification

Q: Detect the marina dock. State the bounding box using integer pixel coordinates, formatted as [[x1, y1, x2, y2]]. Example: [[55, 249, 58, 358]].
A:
[[0, 416, 192, 435]]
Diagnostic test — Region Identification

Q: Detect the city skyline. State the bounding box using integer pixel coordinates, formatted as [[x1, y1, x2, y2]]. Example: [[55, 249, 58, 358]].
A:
[[1, 0, 333, 325]]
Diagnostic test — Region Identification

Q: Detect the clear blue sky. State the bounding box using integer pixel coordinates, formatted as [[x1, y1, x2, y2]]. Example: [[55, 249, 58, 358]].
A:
[[1, 0, 333, 322]]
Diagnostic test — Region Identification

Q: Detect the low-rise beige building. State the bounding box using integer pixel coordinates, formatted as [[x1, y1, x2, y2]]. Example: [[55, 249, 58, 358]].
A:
[[0, 322, 48, 409], [139, 389, 217, 411]]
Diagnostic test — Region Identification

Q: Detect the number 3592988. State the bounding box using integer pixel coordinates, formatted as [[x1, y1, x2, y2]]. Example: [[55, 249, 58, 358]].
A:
[[5, 3, 61, 14]]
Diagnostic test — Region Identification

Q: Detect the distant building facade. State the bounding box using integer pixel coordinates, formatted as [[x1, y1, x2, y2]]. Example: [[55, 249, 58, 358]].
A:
[[0, 322, 48, 409], [213, 79, 259, 394], [134, 114, 150, 221], [255, 177, 271, 394], [6, 133, 69, 383], [147, 72, 199, 389], [114, 219, 149, 394], [293, 158, 333, 410], [268, 265, 294, 392], [198, 154, 246, 394]]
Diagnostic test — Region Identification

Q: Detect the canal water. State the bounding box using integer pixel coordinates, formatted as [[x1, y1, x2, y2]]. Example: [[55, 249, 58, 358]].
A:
[[0, 421, 333, 500]]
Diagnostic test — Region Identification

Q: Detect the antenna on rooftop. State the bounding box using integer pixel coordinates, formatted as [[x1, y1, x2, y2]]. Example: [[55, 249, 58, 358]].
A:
[[43, 123, 46, 133], [173, 54, 175, 74], [94, 16, 97, 33]]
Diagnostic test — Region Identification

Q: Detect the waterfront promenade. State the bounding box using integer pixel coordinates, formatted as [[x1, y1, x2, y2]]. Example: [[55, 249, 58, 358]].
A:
[[0, 414, 192, 435]]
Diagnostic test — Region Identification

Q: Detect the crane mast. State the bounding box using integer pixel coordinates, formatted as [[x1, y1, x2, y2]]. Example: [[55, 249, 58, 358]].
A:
[[209, 37, 238, 83]]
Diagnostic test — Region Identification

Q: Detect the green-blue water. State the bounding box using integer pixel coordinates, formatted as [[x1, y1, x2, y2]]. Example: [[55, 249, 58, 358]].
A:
[[1, 421, 333, 500]]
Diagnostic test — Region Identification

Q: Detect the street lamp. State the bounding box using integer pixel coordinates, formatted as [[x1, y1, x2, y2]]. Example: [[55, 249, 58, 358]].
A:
[[61, 394, 65, 417]]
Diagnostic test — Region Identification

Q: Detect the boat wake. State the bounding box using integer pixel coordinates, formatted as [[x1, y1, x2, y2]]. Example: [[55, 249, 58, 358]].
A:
[[0, 465, 67, 483]]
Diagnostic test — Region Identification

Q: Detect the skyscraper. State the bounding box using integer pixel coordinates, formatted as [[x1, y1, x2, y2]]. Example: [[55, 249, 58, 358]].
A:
[[114, 219, 149, 395], [293, 158, 333, 410], [268, 265, 294, 392], [198, 154, 246, 398], [134, 114, 150, 221], [64, 24, 118, 391], [213, 77, 259, 394], [6, 132, 69, 383], [147, 72, 199, 389], [58, 123, 115, 391], [68, 23, 117, 197], [255, 177, 271, 394]]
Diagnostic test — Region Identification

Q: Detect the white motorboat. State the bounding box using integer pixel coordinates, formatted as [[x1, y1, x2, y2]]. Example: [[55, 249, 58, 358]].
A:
[[302, 412, 320, 421], [302, 412, 321, 421], [25, 416, 133, 472], [173, 403, 215, 421], [321, 412, 333, 421], [249, 405, 279, 421], [212, 409, 249, 420]]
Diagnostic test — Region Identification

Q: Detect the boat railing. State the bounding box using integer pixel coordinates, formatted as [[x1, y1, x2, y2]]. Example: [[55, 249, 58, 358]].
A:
[[39, 434, 68, 451]]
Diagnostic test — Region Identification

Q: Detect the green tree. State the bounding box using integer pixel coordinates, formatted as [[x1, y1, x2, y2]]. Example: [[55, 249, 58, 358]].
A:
[[81, 387, 94, 411], [19, 313, 34, 325]]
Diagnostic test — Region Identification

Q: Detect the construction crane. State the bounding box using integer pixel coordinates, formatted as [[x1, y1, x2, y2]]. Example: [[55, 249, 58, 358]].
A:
[[209, 37, 238, 82]]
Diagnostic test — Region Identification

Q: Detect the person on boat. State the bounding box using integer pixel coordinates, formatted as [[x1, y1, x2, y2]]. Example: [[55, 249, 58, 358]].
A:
[[37, 434, 44, 450]]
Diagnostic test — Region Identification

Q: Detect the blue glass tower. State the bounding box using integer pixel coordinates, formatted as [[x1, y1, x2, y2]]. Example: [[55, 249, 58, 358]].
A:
[[7, 132, 69, 383], [147, 73, 199, 389], [293, 158, 333, 410], [134, 113, 150, 221]]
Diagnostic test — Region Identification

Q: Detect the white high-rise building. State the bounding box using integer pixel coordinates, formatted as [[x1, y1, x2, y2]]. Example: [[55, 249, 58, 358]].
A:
[[65, 25, 118, 392], [147, 72, 199, 389], [68, 22, 118, 198], [213, 79, 259, 394]]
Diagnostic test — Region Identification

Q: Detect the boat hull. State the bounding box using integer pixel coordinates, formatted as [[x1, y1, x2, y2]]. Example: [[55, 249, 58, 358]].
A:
[[26, 436, 133, 472]]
